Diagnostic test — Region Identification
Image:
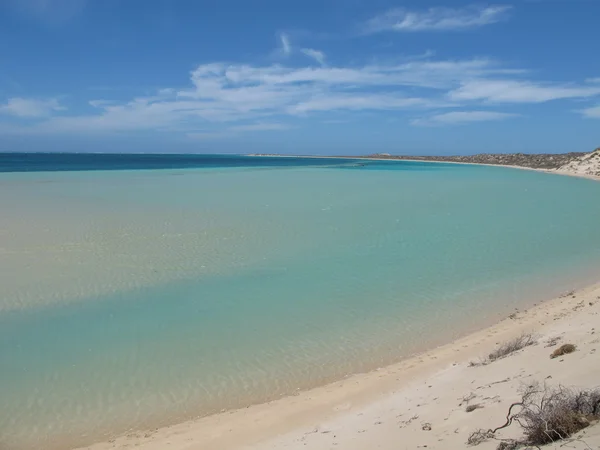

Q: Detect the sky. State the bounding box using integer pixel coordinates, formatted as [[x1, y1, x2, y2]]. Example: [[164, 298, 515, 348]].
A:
[[0, 0, 599, 155]]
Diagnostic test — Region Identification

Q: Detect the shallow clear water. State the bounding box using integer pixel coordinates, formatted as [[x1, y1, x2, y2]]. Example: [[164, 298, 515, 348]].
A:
[[1, 156, 600, 449]]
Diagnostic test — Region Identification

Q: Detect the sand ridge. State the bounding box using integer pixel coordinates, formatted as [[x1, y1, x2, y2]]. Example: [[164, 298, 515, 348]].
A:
[[555, 148, 600, 178]]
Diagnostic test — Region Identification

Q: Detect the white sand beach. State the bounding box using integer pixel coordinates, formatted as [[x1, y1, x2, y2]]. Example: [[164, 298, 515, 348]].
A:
[[555, 149, 600, 179]]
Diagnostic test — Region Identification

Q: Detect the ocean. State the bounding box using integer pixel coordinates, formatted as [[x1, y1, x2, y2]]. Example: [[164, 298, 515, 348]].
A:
[[1, 153, 600, 449]]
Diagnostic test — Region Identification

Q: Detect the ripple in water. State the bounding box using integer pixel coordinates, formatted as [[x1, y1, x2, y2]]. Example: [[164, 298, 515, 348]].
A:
[[2, 163, 600, 449]]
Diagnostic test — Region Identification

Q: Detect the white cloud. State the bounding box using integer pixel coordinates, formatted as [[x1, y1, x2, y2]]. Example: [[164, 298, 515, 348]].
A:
[[0, 97, 65, 117], [17, 58, 495, 133], [448, 79, 600, 103], [301, 48, 326, 66], [412, 110, 519, 126], [289, 94, 436, 114], [230, 123, 290, 132], [279, 33, 292, 56], [197, 58, 505, 91], [580, 105, 600, 119], [366, 5, 511, 33], [2, 51, 599, 135], [89, 100, 115, 108]]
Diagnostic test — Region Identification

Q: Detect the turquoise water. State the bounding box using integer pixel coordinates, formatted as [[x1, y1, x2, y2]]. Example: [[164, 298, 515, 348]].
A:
[[1, 159, 600, 449]]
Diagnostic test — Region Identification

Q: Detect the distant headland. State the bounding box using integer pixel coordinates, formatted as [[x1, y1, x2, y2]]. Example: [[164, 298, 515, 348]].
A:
[[363, 148, 600, 177]]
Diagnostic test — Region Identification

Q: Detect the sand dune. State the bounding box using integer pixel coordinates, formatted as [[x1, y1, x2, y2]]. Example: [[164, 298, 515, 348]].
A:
[[555, 148, 600, 178]]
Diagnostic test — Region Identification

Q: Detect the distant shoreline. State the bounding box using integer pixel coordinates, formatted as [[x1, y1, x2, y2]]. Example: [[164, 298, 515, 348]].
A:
[[247, 151, 583, 169], [247, 150, 600, 181]]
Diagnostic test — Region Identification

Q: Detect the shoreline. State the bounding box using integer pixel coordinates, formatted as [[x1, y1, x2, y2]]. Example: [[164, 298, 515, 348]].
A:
[[78, 278, 600, 450], [47, 161, 599, 450], [248, 153, 600, 182]]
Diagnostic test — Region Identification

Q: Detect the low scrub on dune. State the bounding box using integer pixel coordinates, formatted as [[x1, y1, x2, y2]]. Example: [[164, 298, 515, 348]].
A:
[[550, 343, 577, 359], [470, 334, 536, 366], [487, 334, 537, 362], [468, 383, 600, 449]]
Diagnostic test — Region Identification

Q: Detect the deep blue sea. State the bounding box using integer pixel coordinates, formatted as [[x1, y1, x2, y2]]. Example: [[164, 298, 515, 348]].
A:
[[1, 153, 600, 450], [0, 152, 368, 172]]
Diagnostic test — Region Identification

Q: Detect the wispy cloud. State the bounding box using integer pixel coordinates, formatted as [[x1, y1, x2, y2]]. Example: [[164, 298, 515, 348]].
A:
[[301, 48, 326, 66], [230, 123, 290, 132], [279, 33, 292, 56], [88, 100, 115, 108], [200, 59, 508, 91], [365, 5, 512, 33], [7, 0, 87, 24], [2, 50, 599, 135], [448, 79, 600, 103], [186, 123, 290, 140], [0, 97, 66, 117], [412, 110, 519, 126], [289, 95, 436, 115], [322, 119, 350, 124], [4, 58, 500, 133], [186, 132, 229, 140], [580, 105, 600, 119]]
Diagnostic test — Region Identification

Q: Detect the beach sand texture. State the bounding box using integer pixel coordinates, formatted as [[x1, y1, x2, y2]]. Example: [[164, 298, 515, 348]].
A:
[[556, 148, 600, 178]]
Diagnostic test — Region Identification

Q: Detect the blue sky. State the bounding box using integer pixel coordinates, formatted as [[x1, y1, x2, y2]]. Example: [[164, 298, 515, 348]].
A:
[[0, 0, 599, 155]]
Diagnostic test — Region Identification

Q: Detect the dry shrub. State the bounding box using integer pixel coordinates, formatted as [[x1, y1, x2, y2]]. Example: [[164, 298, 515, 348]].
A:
[[466, 404, 484, 413], [518, 385, 599, 445], [545, 336, 562, 347], [496, 442, 520, 450], [467, 429, 494, 446], [487, 333, 536, 362], [468, 383, 600, 448], [550, 343, 576, 359]]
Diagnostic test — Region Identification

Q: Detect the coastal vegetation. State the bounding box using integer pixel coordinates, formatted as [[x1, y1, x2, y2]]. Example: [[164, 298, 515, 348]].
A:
[[550, 343, 577, 359], [366, 147, 600, 172], [470, 333, 537, 366], [469, 383, 600, 449], [487, 334, 537, 363], [365, 152, 587, 169]]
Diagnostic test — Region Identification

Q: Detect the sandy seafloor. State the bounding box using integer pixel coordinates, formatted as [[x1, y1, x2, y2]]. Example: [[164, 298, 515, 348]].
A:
[[1, 160, 600, 450]]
